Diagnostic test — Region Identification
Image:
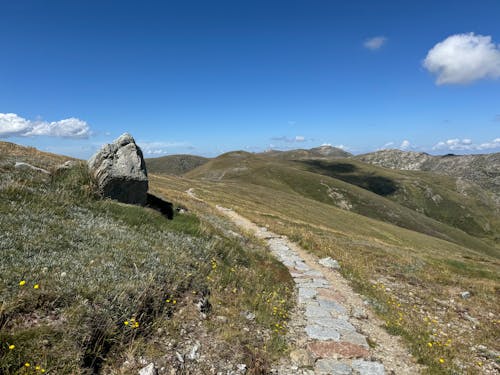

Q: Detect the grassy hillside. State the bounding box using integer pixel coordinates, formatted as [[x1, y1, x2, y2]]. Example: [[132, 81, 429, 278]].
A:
[[0, 147, 294, 374], [186, 152, 500, 250], [146, 154, 209, 175], [355, 149, 500, 201], [151, 171, 500, 374]]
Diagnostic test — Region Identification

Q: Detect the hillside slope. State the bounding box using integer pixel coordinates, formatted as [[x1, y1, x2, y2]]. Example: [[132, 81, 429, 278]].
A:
[[186, 152, 500, 249], [153, 162, 500, 373], [146, 154, 209, 175], [355, 149, 500, 201], [0, 145, 294, 374]]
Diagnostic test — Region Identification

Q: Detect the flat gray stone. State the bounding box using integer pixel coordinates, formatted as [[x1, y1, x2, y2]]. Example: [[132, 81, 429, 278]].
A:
[[351, 360, 385, 375], [314, 318, 356, 334], [315, 359, 352, 374], [294, 261, 310, 271], [342, 332, 369, 347], [303, 270, 324, 277], [305, 303, 332, 319], [298, 287, 317, 303], [305, 325, 340, 340], [317, 298, 347, 314], [319, 257, 341, 270]]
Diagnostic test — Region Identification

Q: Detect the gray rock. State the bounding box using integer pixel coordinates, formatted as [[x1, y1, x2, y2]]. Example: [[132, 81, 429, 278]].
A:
[[14, 162, 49, 174], [187, 341, 200, 361], [88, 133, 148, 205], [315, 359, 352, 374], [460, 291, 471, 299], [55, 160, 77, 171], [138, 363, 158, 375], [319, 257, 341, 270], [290, 349, 314, 367], [305, 325, 340, 340], [351, 360, 385, 375], [236, 363, 247, 374], [241, 311, 255, 321]]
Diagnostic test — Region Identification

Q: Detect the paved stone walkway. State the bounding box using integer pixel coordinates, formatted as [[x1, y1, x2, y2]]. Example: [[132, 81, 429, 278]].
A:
[[215, 205, 413, 375]]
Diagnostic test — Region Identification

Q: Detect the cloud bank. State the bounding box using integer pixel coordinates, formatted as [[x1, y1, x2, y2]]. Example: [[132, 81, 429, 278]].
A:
[[271, 135, 307, 143], [433, 137, 500, 151], [423, 33, 500, 85], [137, 141, 195, 155], [0, 113, 91, 138], [364, 36, 387, 50]]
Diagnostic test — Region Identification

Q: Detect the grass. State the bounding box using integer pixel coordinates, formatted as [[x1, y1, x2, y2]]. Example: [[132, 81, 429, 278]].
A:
[[0, 147, 294, 374], [151, 163, 500, 374]]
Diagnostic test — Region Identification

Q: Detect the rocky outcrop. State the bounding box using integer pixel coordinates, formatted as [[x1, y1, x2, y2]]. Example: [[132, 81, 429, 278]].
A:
[[88, 133, 148, 205], [355, 149, 500, 201]]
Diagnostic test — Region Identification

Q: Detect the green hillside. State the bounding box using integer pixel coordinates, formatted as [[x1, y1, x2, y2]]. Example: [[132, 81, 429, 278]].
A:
[[186, 152, 500, 251], [153, 151, 500, 373], [146, 154, 209, 175], [0, 143, 293, 374]]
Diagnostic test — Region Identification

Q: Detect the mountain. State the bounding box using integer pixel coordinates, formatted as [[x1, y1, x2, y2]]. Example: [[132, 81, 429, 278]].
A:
[[146, 154, 209, 175], [186, 151, 499, 247], [259, 145, 352, 160], [355, 149, 500, 202]]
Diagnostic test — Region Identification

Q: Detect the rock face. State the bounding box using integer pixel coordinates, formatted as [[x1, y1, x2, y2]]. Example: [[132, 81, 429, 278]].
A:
[[88, 133, 148, 205]]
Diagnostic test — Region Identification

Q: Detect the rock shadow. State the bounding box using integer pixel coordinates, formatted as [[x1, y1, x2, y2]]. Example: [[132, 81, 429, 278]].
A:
[[146, 193, 174, 220], [299, 160, 398, 196]]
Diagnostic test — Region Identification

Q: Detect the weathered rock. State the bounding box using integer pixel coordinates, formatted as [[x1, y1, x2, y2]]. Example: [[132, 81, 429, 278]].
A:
[[307, 341, 370, 359], [315, 359, 352, 374], [289, 349, 314, 367], [351, 360, 385, 375], [460, 291, 471, 299], [319, 257, 341, 270], [14, 162, 49, 174], [139, 363, 158, 375], [88, 133, 148, 205]]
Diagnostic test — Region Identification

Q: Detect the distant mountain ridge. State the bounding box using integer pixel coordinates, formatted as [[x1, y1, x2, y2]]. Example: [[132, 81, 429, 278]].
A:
[[355, 149, 500, 200], [260, 145, 352, 160]]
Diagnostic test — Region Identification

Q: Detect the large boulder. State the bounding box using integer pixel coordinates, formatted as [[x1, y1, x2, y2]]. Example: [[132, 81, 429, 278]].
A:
[[88, 133, 148, 205]]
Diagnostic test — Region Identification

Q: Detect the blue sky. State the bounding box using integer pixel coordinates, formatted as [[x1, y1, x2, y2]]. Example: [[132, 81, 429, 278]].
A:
[[1, 0, 499, 158]]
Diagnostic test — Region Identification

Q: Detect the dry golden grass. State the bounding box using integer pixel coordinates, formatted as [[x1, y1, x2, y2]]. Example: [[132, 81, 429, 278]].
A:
[[151, 173, 500, 374]]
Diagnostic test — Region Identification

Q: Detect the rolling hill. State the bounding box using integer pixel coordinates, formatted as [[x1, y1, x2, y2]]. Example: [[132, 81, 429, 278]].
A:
[[146, 154, 209, 175]]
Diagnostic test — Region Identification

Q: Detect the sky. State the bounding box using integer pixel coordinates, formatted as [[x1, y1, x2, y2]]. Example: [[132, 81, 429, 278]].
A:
[[1, 0, 499, 158]]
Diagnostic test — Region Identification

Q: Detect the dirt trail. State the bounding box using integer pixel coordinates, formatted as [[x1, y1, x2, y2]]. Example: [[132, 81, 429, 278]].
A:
[[215, 205, 422, 375]]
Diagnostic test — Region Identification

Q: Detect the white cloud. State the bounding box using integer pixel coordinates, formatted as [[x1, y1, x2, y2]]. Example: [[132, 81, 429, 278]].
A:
[[334, 144, 349, 150], [0, 113, 32, 137], [271, 135, 307, 143], [423, 33, 500, 85], [433, 137, 500, 151], [364, 36, 387, 50], [400, 140, 411, 150], [0, 113, 91, 138], [137, 141, 194, 156]]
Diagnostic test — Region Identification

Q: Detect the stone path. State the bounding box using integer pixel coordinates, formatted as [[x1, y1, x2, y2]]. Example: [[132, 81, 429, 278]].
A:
[[215, 205, 420, 375]]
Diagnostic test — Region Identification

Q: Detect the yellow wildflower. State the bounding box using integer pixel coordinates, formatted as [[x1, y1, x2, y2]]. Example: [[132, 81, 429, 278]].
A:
[[124, 321, 129, 325], [173, 300, 177, 304], [35, 365, 41, 370], [25, 363, 30, 367], [19, 280, 26, 286], [34, 284, 40, 289], [427, 342, 433, 348], [8, 344, 15, 350], [439, 358, 445, 364]]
